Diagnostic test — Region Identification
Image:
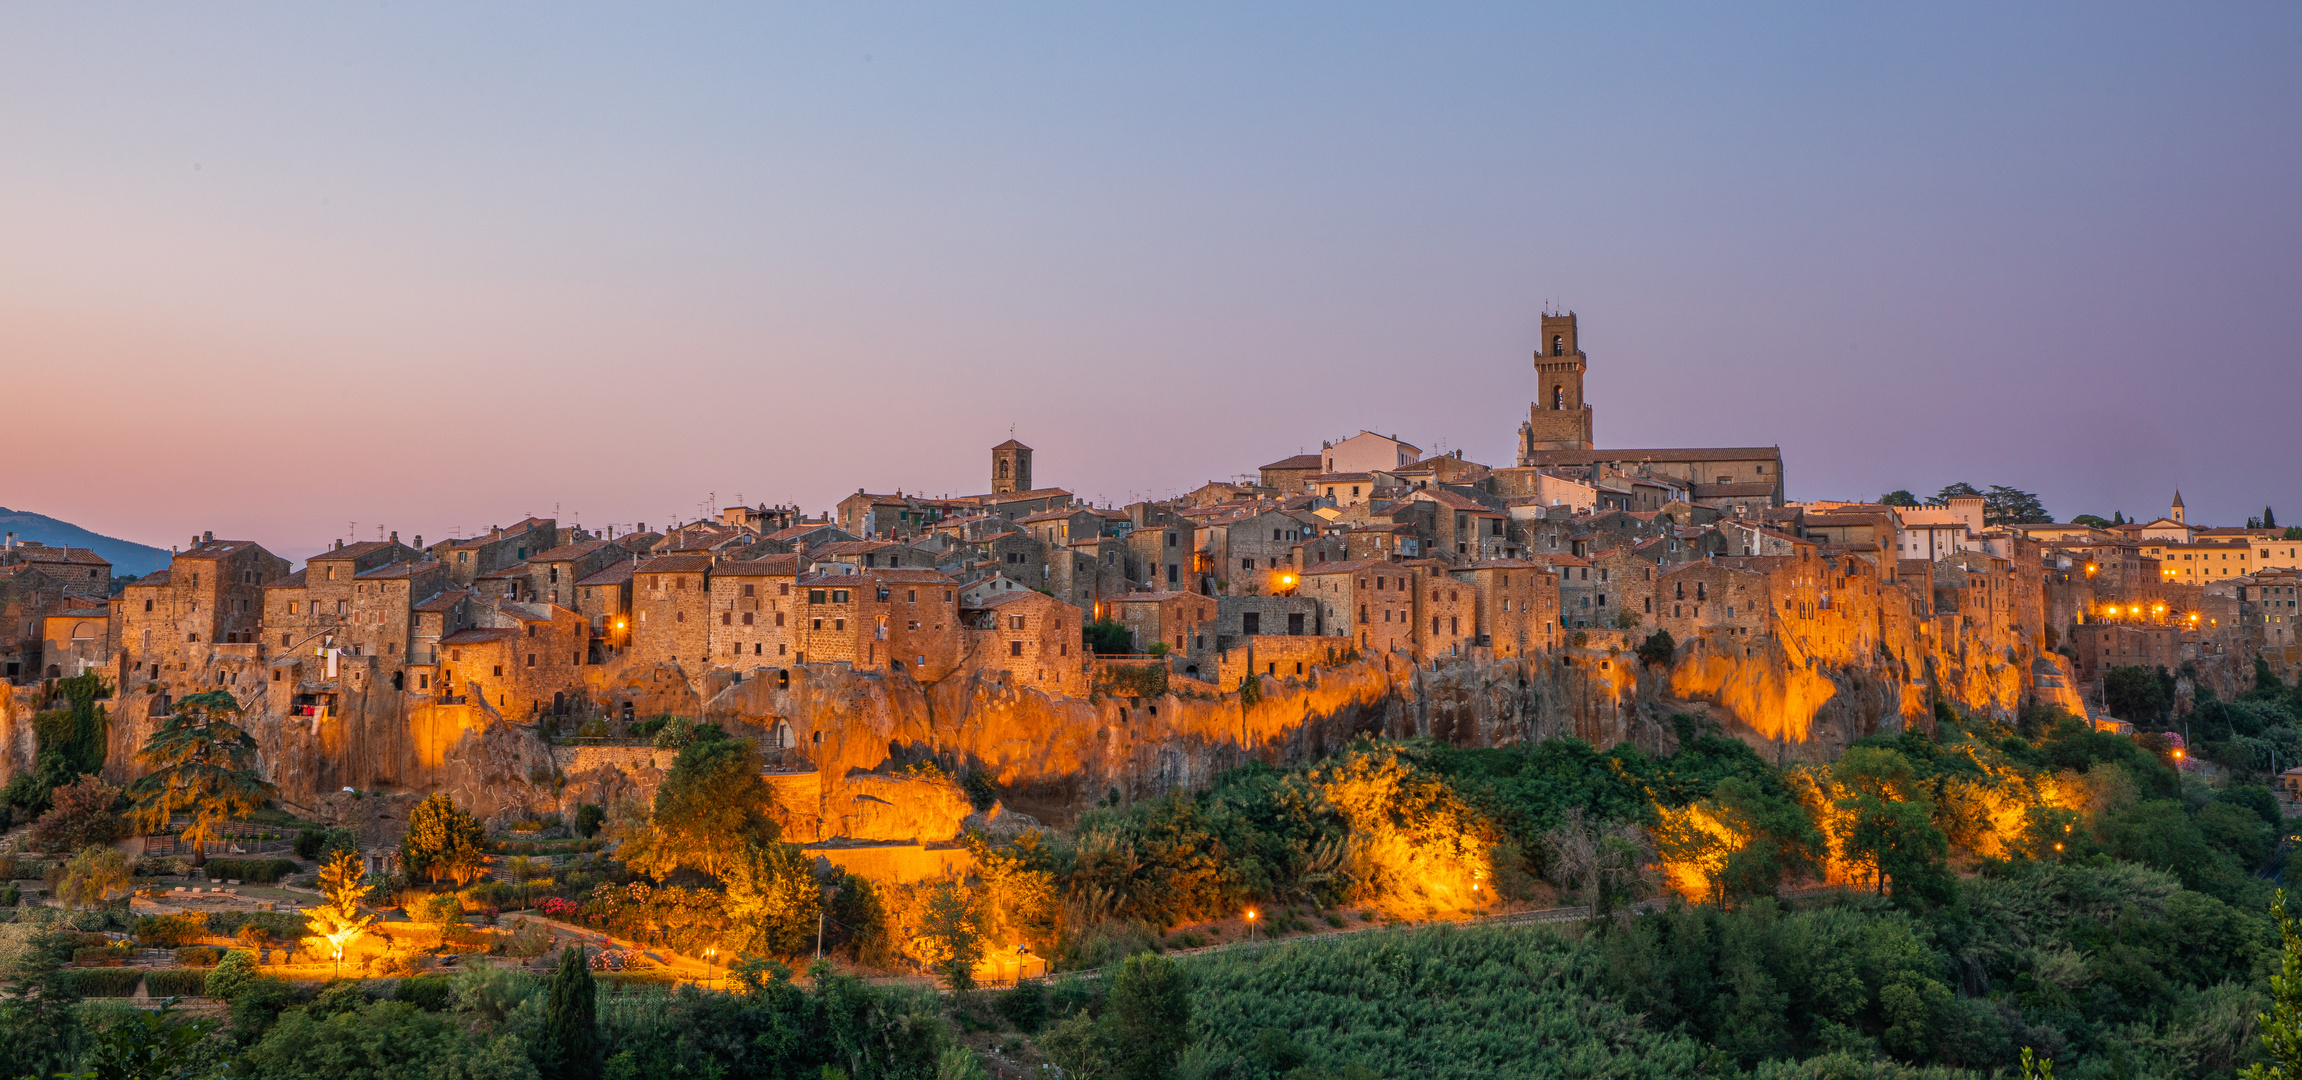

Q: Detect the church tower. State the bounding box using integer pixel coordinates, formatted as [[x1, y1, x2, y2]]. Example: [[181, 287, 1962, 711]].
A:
[[992, 439, 1033, 494], [2170, 490, 2186, 525], [1517, 312, 1594, 463]]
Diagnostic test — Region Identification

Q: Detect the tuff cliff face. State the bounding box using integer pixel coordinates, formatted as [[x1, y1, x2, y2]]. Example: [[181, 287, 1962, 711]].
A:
[[2, 625, 2029, 835]]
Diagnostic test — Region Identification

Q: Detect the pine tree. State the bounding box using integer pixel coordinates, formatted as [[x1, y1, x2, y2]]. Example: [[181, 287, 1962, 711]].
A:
[[400, 792, 487, 885], [541, 945, 600, 1080], [2270, 506, 2280, 530], [126, 690, 276, 868]]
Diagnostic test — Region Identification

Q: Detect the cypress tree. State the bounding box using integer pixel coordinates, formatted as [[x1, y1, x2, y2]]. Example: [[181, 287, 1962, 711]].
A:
[[541, 945, 600, 1080]]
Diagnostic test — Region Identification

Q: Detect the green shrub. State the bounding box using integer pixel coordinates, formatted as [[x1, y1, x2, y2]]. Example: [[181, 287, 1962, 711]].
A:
[[11, 860, 54, 879], [145, 968, 213, 997], [203, 858, 300, 883], [135, 912, 210, 947], [61, 968, 144, 997], [206, 910, 308, 941], [73, 944, 131, 965], [0, 883, 18, 907], [394, 974, 455, 1011], [175, 946, 221, 967]]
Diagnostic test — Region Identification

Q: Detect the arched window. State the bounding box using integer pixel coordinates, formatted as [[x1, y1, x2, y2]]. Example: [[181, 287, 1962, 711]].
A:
[[1552, 334, 1563, 356], [1553, 385, 1564, 410]]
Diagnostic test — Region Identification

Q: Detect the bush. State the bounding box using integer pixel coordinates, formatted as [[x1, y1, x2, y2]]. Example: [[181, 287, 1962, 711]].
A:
[[593, 970, 681, 989], [135, 912, 211, 947], [61, 968, 144, 997], [204, 949, 260, 1000], [206, 910, 308, 942], [145, 968, 213, 997], [0, 883, 18, 907], [176, 946, 222, 967], [73, 944, 131, 966], [9, 859, 54, 879], [203, 858, 300, 884], [574, 803, 605, 839], [394, 974, 455, 1011]]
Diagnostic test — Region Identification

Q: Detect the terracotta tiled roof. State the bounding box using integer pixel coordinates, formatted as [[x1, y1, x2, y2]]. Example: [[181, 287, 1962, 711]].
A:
[[413, 589, 471, 612], [1456, 559, 1538, 570], [815, 540, 905, 557], [1531, 447, 1782, 465], [573, 564, 634, 588], [1691, 483, 1782, 498], [533, 540, 617, 562], [263, 569, 309, 589], [1413, 489, 1499, 512], [357, 559, 442, 580], [476, 563, 530, 580], [992, 439, 1032, 451], [714, 556, 802, 577], [310, 540, 399, 562], [439, 628, 517, 644], [635, 554, 714, 575], [1310, 472, 1375, 483], [1261, 453, 1323, 471], [976, 487, 1074, 503], [176, 540, 260, 559], [7, 546, 109, 567]]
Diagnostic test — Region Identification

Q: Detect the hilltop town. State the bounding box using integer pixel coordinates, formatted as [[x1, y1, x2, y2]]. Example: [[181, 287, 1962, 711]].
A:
[[3, 313, 2297, 844]]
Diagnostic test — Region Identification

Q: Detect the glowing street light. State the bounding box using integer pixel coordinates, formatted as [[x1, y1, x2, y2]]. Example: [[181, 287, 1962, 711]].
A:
[[1245, 909, 1258, 943]]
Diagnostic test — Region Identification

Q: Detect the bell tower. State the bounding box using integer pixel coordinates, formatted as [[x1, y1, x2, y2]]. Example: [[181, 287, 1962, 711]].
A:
[[1517, 312, 1594, 462], [992, 439, 1033, 494]]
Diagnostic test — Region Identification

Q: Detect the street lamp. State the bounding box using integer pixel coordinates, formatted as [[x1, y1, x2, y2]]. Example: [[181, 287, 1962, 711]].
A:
[[1245, 909, 1257, 943]]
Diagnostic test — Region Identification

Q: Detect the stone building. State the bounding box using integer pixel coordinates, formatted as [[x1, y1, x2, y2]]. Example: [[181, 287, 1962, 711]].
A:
[[117, 536, 289, 690], [628, 554, 715, 672], [1258, 453, 1324, 494], [962, 589, 1087, 696], [1319, 431, 1422, 475], [431, 519, 559, 587], [37, 604, 111, 680], [527, 540, 629, 609], [793, 568, 964, 679], [1212, 594, 1322, 648], [1299, 559, 1417, 655], [573, 559, 636, 656], [1105, 591, 1216, 658], [1449, 560, 1559, 657], [707, 556, 804, 666]]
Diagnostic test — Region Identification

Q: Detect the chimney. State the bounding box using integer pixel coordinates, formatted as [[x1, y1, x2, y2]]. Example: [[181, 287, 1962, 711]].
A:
[[390, 531, 398, 544], [203, 531, 213, 543], [335, 539, 344, 550], [491, 526, 502, 539], [414, 535, 422, 549]]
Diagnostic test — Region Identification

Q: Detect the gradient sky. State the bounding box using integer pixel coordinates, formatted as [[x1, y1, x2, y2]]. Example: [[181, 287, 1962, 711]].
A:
[[5, 3, 2298, 562]]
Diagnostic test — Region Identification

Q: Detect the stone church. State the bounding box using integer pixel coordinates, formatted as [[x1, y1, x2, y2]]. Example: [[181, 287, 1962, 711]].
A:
[[1516, 311, 1786, 511]]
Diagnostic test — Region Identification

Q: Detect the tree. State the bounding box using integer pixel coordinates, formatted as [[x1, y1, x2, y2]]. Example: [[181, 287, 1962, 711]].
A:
[[2114, 511, 2127, 526], [52, 843, 133, 909], [1105, 953, 1192, 1080], [126, 690, 277, 868], [1879, 491, 1919, 507], [920, 879, 986, 993], [572, 802, 605, 839], [1926, 482, 1982, 506], [1983, 485, 2051, 525], [540, 946, 600, 1080], [617, 731, 781, 881], [310, 849, 379, 975], [79, 997, 222, 1079], [2247, 891, 2302, 1079], [1831, 748, 1950, 905], [720, 841, 823, 959], [1084, 620, 1134, 655], [2269, 506, 2280, 530], [29, 772, 124, 854], [2070, 514, 2112, 529], [0, 926, 86, 1078], [1635, 629, 1676, 668], [400, 792, 487, 885], [2104, 665, 2173, 722]]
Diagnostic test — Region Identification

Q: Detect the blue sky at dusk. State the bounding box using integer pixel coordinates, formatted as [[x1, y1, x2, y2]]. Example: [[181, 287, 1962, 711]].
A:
[[4, 3, 2297, 557]]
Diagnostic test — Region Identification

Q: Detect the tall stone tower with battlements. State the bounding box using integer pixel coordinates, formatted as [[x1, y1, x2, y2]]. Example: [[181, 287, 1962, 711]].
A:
[[1517, 312, 1595, 464]]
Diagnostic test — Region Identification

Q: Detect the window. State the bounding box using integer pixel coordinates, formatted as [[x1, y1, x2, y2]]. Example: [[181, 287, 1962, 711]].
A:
[[832, 590, 850, 604], [493, 665, 504, 677], [1552, 334, 1563, 356], [1009, 640, 1023, 656], [742, 612, 754, 625], [526, 654, 536, 667], [743, 583, 755, 597], [721, 612, 732, 625], [809, 589, 827, 604], [1010, 615, 1027, 630], [776, 612, 785, 626]]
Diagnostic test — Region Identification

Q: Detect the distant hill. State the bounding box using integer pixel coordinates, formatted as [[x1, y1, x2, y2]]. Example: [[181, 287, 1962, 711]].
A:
[[0, 506, 172, 578]]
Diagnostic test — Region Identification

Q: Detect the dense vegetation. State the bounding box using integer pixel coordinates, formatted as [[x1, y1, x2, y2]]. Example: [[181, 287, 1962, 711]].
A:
[[7, 663, 2302, 1077]]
